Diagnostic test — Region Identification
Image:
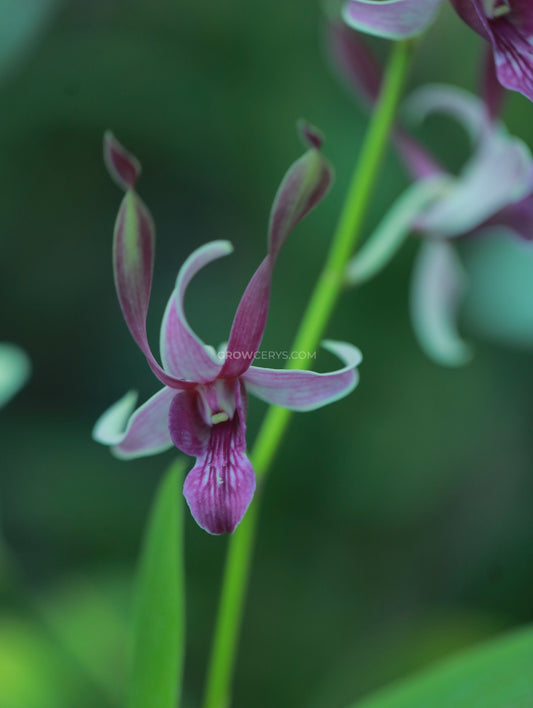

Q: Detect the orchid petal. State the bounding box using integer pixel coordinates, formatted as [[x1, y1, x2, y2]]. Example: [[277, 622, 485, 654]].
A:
[[112, 180, 191, 389], [346, 176, 452, 286], [103, 131, 141, 191], [221, 127, 332, 379], [168, 390, 210, 457], [485, 194, 533, 241], [0, 344, 31, 408], [93, 390, 138, 445], [183, 384, 255, 535], [93, 387, 175, 459], [449, 0, 488, 38], [404, 85, 533, 236], [327, 20, 382, 107], [160, 241, 230, 382], [113, 191, 155, 355], [404, 85, 492, 144], [242, 340, 362, 411], [343, 0, 444, 40], [104, 133, 192, 389], [220, 256, 272, 378], [268, 122, 333, 261], [417, 129, 533, 237], [410, 240, 471, 367]]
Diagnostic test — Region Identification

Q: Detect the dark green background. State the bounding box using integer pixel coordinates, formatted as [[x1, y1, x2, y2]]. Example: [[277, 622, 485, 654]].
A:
[[1, 1, 533, 706]]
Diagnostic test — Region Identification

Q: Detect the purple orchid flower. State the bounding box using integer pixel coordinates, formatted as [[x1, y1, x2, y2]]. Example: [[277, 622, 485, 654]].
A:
[[328, 23, 533, 363], [404, 84, 533, 363], [342, 0, 533, 103], [94, 130, 362, 534]]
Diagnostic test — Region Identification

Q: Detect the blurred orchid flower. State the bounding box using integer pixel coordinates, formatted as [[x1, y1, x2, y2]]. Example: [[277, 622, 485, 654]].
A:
[[94, 131, 362, 534], [342, 0, 533, 102], [398, 86, 532, 365], [329, 23, 533, 364], [0, 344, 30, 408]]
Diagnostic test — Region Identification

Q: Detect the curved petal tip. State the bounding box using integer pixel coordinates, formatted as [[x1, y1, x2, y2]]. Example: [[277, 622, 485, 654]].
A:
[[298, 120, 324, 150], [93, 390, 138, 446], [343, 0, 443, 40], [104, 131, 142, 191], [410, 240, 472, 366]]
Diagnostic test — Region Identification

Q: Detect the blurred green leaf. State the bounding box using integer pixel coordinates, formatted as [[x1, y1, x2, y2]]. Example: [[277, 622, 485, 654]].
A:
[[0, 0, 60, 82], [0, 344, 30, 408], [37, 572, 130, 706], [349, 626, 533, 708], [0, 616, 77, 708], [128, 458, 186, 708]]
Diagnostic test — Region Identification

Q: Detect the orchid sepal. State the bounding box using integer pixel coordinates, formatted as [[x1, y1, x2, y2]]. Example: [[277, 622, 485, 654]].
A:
[[268, 121, 334, 261], [343, 0, 444, 40], [104, 131, 141, 191], [410, 240, 472, 367], [93, 387, 176, 459], [220, 124, 334, 379], [242, 340, 362, 411]]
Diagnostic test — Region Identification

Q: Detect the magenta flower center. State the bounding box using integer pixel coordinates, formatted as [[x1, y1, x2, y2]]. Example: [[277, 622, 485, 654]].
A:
[[196, 378, 237, 426]]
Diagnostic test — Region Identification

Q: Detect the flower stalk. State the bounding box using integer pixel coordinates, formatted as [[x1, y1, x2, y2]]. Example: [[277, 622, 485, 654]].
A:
[[202, 39, 412, 708]]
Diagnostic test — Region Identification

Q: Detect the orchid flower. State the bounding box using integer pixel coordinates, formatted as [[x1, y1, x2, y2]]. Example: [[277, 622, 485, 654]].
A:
[[93, 130, 362, 534], [342, 0, 533, 103], [403, 85, 533, 364], [328, 24, 533, 364]]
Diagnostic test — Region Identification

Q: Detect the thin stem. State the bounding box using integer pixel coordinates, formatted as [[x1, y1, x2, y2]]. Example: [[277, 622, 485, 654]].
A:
[[202, 40, 411, 708]]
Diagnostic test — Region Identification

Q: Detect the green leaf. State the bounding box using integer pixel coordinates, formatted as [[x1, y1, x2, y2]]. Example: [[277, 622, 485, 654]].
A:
[[128, 458, 186, 708], [0, 0, 60, 81], [0, 343, 31, 408], [349, 626, 533, 708]]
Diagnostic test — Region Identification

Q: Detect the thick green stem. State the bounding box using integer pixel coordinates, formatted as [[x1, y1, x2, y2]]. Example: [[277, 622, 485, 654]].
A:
[[202, 40, 411, 708]]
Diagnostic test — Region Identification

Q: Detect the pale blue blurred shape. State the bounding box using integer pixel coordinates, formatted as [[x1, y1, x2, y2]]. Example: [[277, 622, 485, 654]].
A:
[[462, 228, 533, 347], [0, 0, 59, 82], [0, 343, 30, 407]]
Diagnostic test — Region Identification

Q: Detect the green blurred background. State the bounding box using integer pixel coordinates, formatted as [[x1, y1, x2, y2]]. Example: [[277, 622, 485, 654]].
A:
[[1, 1, 533, 706]]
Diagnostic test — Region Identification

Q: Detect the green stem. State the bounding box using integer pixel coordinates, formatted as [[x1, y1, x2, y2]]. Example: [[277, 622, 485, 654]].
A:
[[202, 40, 411, 708]]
